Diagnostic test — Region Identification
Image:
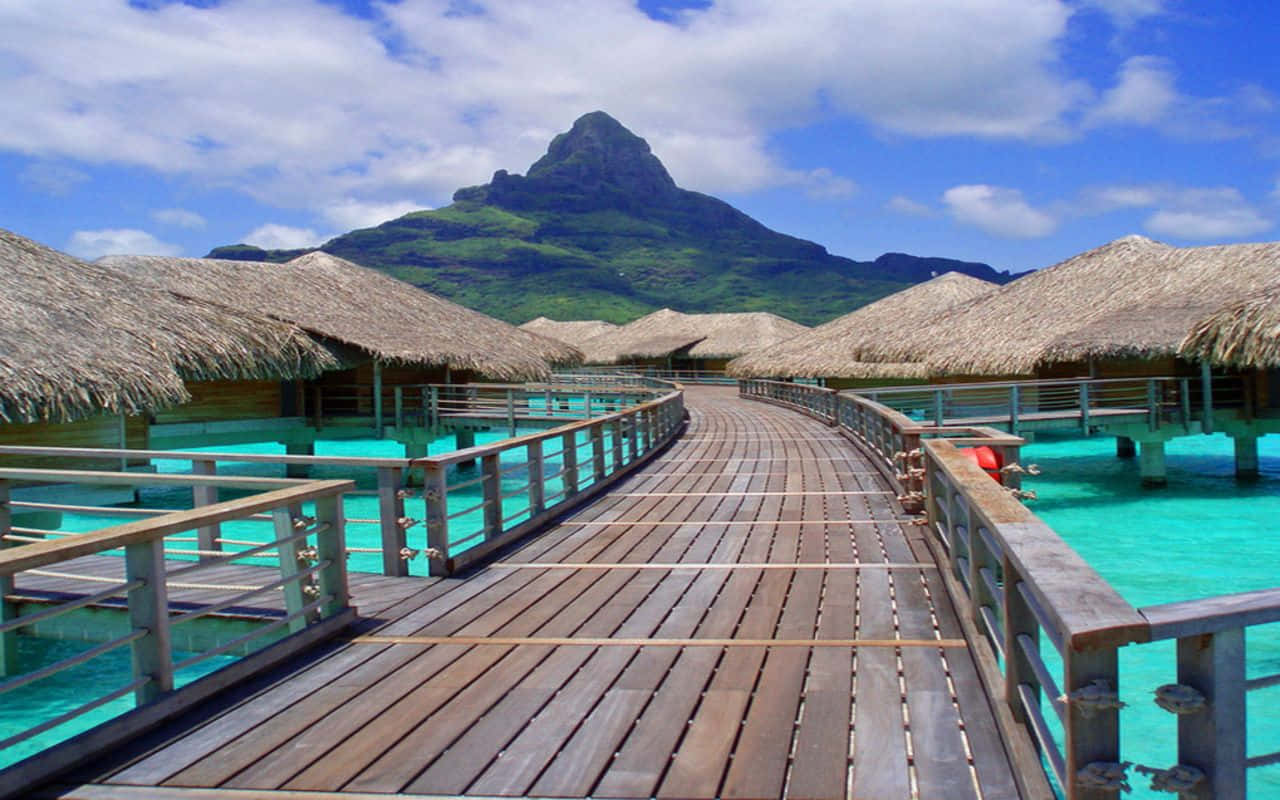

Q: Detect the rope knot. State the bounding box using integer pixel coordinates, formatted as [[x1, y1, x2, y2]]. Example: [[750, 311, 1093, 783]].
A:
[[1135, 763, 1205, 797], [1076, 761, 1132, 793], [1064, 679, 1126, 717], [399, 547, 420, 560], [1154, 684, 1206, 715]]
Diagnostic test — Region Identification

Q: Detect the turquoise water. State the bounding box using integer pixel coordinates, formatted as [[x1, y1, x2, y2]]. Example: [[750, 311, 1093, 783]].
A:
[[1022, 432, 1280, 797], [0, 637, 233, 770]]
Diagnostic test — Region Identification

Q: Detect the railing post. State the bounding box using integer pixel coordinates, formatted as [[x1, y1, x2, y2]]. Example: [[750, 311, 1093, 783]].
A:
[[1065, 647, 1122, 800], [506, 388, 516, 437], [273, 506, 310, 633], [584, 391, 593, 417], [561, 430, 579, 497], [1179, 378, 1192, 430], [429, 386, 439, 428], [1147, 378, 1159, 432], [482, 453, 502, 539], [125, 537, 173, 703], [1176, 628, 1246, 800], [377, 466, 408, 577], [424, 462, 449, 576], [933, 389, 945, 426], [627, 414, 639, 462], [1003, 567, 1041, 738], [373, 361, 384, 439], [1201, 362, 1214, 435], [527, 439, 545, 517], [0, 480, 15, 677], [1010, 384, 1021, 435], [1080, 382, 1091, 434], [313, 493, 349, 617], [611, 418, 624, 469], [591, 423, 606, 482], [394, 386, 404, 432], [191, 458, 221, 561]]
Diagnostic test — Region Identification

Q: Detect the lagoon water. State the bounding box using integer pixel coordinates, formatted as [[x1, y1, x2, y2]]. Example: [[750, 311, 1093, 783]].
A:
[[1023, 431, 1280, 798]]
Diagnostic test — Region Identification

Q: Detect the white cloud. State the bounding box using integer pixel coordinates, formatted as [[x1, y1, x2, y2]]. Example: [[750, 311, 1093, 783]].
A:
[[1085, 0, 1165, 26], [151, 208, 206, 229], [942, 184, 1057, 238], [322, 199, 424, 232], [242, 223, 328, 250], [1086, 56, 1177, 127], [19, 162, 88, 196], [1078, 184, 1163, 213], [1143, 188, 1273, 240], [886, 195, 934, 217], [0, 0, 1088, 214], [797, 168, 857, 200], [66, 228, 181, 259]]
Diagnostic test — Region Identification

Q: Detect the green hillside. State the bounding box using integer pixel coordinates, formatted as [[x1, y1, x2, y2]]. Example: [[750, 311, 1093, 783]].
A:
[[210, 112, 1014, 325]]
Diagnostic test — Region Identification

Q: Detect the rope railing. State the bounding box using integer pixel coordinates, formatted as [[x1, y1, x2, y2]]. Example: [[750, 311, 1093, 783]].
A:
[[0, 476, 353, 792], [415, 384, 686, 576]]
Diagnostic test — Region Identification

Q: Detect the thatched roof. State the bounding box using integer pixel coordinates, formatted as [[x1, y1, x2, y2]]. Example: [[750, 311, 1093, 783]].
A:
[[851, 235, 1280, 376], [726, 272, 996, 378], [101, 251, 583, 381], [1179, 282, 1280, 368], [580, 308, 808, 364], [0, 229, 337, 424], [519, 316, 620, 348]]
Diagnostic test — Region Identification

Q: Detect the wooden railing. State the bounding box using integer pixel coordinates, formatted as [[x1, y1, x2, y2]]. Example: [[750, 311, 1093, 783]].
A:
[[0, 446, 423, 578], [0, 382, 678, 580], [862, 374, 1247, 435], [0, 471, 353, 795], [742, 376, 1280, 799], [312, 381, 665, 435], [417, 383, 686, 575]]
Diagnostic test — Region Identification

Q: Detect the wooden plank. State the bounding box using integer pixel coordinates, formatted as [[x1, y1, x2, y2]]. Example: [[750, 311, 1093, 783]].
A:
[[851, 566, 910, 798], [789, 580, 855, 800]]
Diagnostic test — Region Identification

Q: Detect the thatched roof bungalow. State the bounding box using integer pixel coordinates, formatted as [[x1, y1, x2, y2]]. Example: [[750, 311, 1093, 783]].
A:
[[519, 317, 620, 350], [101, 251, 582, 382], [0, 229, 334, 425], [850, 236, 1280, 379], [581, 309, 809, 368], [726, 272, 997, 384]]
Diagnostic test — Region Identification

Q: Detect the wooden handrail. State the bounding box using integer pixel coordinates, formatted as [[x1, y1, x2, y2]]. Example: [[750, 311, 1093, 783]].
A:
[[0, 445, 413, 469], [1141, 586, 1280, 640], [0, 479, 353, 575], [0, 467, 312, 491], [927, 441, 1149, 651]]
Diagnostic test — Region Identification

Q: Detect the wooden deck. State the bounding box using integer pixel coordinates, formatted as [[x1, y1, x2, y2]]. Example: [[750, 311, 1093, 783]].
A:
[[39, 386, 1024, 800]]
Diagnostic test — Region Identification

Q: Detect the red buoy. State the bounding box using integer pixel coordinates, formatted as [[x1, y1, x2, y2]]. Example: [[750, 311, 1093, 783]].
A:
[[961, 445, 1004, 484]]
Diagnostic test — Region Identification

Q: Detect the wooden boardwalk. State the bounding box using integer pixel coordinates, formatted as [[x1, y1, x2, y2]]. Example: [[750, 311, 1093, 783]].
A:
[[41, 386, 1023, 800]]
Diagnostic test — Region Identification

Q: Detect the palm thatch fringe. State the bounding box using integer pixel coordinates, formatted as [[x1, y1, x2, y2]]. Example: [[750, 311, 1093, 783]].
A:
[[102, 251, 583, 381], [581, 308, 808, 364], [0, 229, 339, 424], [727, 272, 996, 378], [1180, 282, 1280, 368]]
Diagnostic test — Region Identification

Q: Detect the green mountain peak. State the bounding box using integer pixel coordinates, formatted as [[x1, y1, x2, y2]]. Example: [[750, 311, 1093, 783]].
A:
[[209, 112, 1015, 325]]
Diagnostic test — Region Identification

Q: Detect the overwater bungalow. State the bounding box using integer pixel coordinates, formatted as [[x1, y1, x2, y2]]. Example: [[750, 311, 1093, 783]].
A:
[[518, 316, 619, 351], [0, 229, 336, 465], [579, 308, 808, 374], [725, 271, 997, 388], [840, 235, 1280, 484], [100, 251, 583, 454]]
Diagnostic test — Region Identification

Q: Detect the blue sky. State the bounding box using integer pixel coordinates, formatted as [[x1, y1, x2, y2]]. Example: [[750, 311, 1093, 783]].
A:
[[2, 0, 1278, 277]]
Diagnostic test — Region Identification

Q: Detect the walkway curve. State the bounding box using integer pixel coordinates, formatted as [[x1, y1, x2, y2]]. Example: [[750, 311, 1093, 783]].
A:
[[47, 385, 1024, 800]]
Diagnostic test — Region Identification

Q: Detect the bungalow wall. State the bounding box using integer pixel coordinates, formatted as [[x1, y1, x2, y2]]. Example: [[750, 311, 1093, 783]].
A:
[[0, 413, 148, 470]]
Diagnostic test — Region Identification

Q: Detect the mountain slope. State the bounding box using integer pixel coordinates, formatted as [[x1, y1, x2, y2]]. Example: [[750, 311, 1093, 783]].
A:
[[209, 112, 1014, 325]]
